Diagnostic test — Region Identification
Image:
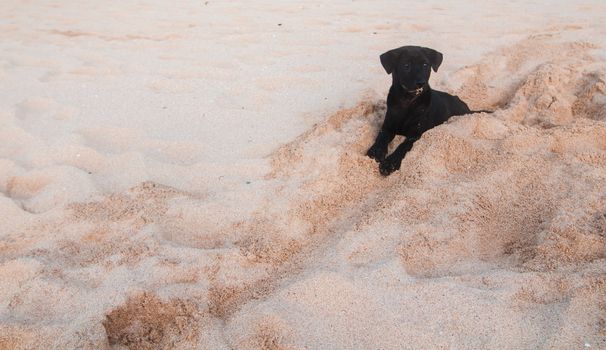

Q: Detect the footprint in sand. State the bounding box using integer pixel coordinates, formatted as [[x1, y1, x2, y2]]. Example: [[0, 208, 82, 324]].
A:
[[15, 97, 78, 121], [6, 166, 97, 213]]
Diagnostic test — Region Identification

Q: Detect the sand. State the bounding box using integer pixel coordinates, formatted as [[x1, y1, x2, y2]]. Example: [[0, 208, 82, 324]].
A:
[[1, 1, 606, 349]]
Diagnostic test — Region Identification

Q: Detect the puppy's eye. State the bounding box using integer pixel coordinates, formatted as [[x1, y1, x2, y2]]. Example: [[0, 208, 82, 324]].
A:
[[403, 63, 410, 69], [423, 63, 428, 68]]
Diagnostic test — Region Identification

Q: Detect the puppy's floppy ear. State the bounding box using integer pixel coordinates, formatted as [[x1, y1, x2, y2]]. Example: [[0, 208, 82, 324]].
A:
[[380, 48, 403, 74], [422, 47, 443, 72]]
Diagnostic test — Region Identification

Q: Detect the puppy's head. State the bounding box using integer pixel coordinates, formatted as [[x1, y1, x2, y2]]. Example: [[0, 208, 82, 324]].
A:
[[380, 46, 443, 96]]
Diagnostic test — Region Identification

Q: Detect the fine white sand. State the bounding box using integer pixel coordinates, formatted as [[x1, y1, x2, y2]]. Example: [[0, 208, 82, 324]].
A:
[[1, 1, 606, 349]]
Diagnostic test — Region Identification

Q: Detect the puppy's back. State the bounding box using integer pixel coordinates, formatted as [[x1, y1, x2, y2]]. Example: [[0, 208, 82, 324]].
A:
[[431, 90, 471, 120]]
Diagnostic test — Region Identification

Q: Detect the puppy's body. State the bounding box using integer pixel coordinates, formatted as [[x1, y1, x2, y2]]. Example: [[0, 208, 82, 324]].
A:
[[384, 85, 470, 138], [367, 45, 473, 175]]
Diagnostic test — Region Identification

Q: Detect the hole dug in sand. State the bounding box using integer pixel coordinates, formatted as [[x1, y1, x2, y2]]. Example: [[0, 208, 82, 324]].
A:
[[102, 293, 200, 350]]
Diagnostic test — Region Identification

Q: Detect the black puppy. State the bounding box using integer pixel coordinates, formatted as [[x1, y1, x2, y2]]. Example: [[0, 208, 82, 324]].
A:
[[367, 45, 473, 176]]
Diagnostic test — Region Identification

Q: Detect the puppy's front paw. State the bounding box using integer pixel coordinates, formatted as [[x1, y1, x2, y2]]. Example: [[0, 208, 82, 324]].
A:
[[366, 144, 386, 163], [379, 158, 401, 176]]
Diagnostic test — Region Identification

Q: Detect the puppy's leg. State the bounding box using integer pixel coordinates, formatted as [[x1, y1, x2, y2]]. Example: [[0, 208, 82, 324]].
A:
[[379, 136, 418, 176], [367, 129, 395, 162]]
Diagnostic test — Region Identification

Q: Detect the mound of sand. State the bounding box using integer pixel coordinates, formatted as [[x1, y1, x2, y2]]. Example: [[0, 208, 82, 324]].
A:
[[1, 2, 606, 349]]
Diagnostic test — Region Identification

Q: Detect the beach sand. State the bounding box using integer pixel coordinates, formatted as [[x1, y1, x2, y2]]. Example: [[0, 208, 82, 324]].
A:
[[1, 1, 606, 349]]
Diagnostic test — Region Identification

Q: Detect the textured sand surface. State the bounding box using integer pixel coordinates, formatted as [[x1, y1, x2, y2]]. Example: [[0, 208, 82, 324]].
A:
[[1, 1, 606, 349]]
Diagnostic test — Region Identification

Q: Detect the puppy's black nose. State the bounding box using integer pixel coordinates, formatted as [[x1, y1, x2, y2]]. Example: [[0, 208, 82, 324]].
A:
[[415, 81, 426, 88]]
